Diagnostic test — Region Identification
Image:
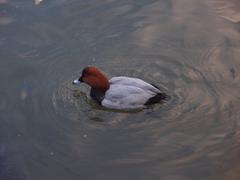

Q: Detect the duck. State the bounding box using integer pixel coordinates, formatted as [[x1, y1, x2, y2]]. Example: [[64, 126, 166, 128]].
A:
[[72, 66, 167, 110]]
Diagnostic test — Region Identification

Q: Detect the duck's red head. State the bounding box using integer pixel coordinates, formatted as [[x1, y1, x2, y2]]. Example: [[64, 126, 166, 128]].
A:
[[73, 66, 110, 91]]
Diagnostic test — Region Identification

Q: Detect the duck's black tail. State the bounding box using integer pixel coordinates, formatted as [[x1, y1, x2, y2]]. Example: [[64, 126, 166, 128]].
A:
[[145, 92, 169, 105]]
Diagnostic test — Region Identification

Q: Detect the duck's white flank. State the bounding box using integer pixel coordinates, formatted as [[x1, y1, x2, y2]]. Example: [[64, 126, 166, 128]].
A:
[[101, 77, 161, 109]]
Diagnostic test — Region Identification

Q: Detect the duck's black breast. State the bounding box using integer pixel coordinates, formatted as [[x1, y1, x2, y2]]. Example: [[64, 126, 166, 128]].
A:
[[90, 88, 105, 105]]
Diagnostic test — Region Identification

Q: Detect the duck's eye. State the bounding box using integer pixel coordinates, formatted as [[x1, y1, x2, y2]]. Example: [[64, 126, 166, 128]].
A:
[[79, 76, 83, 82]]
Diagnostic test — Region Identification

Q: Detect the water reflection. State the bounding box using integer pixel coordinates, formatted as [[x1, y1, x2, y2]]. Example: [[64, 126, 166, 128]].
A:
[[0, 0, 12, 26], [0, 0, 240, 180], [0, 16, 12, 25], [0, 0, 7, 4], [213, 0, 240, 23], [34, 0, 43, 6]]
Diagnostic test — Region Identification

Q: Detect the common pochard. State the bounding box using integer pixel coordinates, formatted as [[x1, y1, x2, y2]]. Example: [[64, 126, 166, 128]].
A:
[[72, 66, 167, 110]]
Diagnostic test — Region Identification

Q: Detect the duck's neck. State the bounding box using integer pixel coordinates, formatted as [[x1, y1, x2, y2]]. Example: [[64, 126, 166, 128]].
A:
[[98, 76, 110, 92], [92, 73, 110, 92], [90, 88, 106, 104], [89, 74, 109, 104]]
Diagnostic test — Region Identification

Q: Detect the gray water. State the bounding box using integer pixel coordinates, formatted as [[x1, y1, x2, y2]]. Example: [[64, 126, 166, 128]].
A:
[[1, 0, 240, 180]]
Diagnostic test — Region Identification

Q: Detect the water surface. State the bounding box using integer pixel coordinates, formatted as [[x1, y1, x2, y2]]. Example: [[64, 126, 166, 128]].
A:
[[1, 0, 240, 179]]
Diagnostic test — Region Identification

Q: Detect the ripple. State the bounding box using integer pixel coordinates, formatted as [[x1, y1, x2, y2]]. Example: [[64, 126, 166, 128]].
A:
[[212, 0, 240, 23]]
